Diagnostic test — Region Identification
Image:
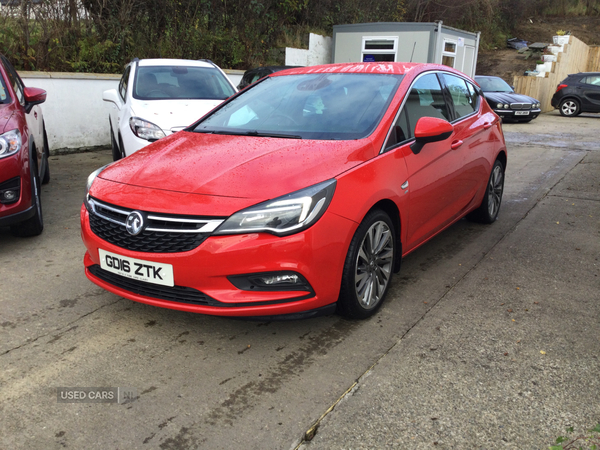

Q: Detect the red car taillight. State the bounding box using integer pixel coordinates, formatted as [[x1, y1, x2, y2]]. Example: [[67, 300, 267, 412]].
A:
[[555, 84, 568, 93]]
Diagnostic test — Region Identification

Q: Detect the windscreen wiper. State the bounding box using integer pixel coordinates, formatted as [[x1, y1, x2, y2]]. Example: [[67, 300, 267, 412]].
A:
[[244, 130, 302, 139], [196, 129, 301, 139]]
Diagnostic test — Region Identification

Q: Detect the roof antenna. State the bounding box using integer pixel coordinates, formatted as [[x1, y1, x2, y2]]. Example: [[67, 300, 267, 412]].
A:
[[410, 42, 417, 62]]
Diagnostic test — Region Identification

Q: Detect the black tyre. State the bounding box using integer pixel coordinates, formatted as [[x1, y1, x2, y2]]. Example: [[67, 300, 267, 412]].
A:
[[110, 123, 121, 161], [467, 159, 504, 224], [11, 159, 44, 237], [559, 98, 580, 117], [41, 125, 50, 185], [338, 209, 396, 319]]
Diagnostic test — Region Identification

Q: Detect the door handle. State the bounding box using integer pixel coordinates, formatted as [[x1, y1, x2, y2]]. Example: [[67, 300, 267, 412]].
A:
[[451, 140, 463, 150], [483, 122, 493, 130]]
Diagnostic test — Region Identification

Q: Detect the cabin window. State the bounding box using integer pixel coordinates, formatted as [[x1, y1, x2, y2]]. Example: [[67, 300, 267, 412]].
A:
[[362, 37, 398, 62]]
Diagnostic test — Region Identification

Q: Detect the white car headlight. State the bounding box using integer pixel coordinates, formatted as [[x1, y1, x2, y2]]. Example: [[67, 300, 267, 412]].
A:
[[214, 179, 337, 236], [129, 117, 166, 142], [0, 129, 22, 159]]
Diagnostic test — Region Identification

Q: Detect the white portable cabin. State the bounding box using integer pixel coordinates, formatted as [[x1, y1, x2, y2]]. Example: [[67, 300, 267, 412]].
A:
[[332, 22, 480, 78]]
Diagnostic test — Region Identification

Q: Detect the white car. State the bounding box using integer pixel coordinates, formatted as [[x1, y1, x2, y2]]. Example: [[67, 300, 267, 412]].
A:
[[103, 58, 237, 160]]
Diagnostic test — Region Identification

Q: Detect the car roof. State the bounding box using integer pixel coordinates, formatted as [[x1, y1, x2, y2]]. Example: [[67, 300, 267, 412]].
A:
[[270, 62, 444, 77], [137, 59, 217, 68], [568, 72, 600, 76]]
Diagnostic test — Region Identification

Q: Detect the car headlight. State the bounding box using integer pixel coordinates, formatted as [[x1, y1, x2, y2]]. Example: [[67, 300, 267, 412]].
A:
[[214, 179, 337, 236], [84, 163, 113, 210], [496, 103, 503, 109], [129, 117, 166, 142], [504, 104, 510, 109], [0, 129, 22, 159]]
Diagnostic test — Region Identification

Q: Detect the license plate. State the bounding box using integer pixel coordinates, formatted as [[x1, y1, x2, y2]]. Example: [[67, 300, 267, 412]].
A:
[[99, 249, 174, 287], [515, 111, 530, 116]]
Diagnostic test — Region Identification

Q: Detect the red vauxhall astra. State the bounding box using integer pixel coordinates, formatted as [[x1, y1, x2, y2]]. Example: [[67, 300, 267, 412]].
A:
[[81, 63, 507, 319]]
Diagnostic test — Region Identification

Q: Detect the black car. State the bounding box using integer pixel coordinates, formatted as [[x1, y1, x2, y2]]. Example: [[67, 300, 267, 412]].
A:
[[237, 66, 301, 90], [475, 75, 541, 123], [551, 72, 600, 117]]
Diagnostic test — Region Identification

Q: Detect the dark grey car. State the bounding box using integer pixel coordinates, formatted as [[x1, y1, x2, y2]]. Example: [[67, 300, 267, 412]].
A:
[[551, 72, 600, 116]]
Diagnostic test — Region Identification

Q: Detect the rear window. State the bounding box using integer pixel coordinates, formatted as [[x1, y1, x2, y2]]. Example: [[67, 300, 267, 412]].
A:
[[133, 66, 235, 100], [194, 73, 403, 140]]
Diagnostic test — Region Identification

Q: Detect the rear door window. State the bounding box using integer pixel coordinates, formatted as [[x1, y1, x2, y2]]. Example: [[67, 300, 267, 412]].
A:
[[582, 75, 600, 86], [441, 73, 477, 119]]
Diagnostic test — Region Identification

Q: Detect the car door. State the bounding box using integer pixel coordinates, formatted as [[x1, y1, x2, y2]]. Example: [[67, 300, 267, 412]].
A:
[[580, 75, 600, 112], [109, 64, 132, 149], [439, 73, 494, 213], [384, 72, 468, 253]]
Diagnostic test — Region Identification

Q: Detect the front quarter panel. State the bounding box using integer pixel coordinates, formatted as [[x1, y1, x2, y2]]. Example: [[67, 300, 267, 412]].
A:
[[329, 144, 410, 243]]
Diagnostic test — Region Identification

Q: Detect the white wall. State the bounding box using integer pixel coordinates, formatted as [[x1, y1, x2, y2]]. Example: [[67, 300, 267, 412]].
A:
[[285, 33, 332, 66], [19, 70, 244, 152], [19, 72, 119, 151]]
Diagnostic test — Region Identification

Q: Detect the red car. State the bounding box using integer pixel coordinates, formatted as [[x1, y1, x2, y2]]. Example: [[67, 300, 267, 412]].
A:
[[0, 55, 49, 237], [81, 63, 506, 319]]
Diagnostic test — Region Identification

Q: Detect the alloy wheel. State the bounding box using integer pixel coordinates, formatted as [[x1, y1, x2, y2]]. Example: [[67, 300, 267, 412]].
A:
[[354, 220, 394, 309], [561, 100, 577, 116], [487, 163, 503, 218]]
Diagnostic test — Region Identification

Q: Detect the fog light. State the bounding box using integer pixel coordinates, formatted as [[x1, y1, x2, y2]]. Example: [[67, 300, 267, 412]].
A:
[[260, 274, 300, 285], [228, 271, 314, 293], [0, 177, 20, 204], [3, 190, 17, 201]]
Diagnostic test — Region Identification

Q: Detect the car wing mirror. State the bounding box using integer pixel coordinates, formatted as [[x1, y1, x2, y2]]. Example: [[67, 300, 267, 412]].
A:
[[102, 89, 121, 106], [410, 117, 454, 155], [23, 87, 47, 114]]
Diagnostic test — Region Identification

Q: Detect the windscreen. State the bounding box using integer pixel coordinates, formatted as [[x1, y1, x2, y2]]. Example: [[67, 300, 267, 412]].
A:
[[476, 76, 513, 93], [133, 66, 236, 100], [193, 73, 403, 140]]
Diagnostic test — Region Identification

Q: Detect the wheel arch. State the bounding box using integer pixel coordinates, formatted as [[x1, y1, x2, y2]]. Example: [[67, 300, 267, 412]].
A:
[[28, 135, 39, 177], [365, 199, 402, 274], [496, 150, 507, 171], [559, 95, 580, 104]]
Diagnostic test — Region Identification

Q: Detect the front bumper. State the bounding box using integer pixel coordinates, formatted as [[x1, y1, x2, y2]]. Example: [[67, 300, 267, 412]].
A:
[[81, 204, 356, 317], [493, 108, 541, 120], [0, 158, 33, 227]]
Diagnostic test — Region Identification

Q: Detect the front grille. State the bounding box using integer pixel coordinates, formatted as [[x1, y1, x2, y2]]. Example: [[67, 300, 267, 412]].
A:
[[87, 197, 224, 253], [510, 102, 532, 110], [89, 265, 218, 305]]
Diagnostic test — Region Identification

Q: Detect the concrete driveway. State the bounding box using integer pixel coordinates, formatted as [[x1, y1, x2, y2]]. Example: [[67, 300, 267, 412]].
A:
[[1, 111, 598, 449]]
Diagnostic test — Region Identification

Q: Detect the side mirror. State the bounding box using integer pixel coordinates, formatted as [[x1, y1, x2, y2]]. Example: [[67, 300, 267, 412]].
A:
[[102, 89, 121, 106], [410, 117, 453, 155], [23, 87, 46, 114]]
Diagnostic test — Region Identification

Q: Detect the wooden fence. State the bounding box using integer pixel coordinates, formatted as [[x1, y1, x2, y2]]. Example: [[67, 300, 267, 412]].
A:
[[588, 46, 600, 72], [513, 36, 599, 112]]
